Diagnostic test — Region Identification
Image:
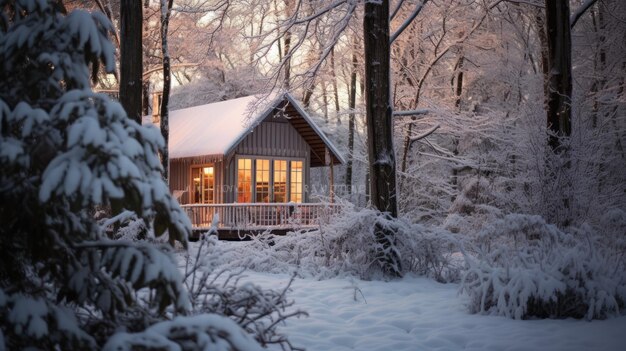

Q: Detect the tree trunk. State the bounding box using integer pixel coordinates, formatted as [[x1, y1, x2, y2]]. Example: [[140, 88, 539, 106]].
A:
[[282, 0, 293, 90], [330, 47, 341, 124], [454, 55, 464, 109], [535, 8, 550, 107], [364, 0, 397, 217], [545, 0, 572, 151], [364, 0, 402, 277], [160, 0, 174, 181], [451, 54, 464, 202], [321, 82, 329, 122], [400, 122, 412, 173], [345, 42, 358, 195], [119, 0, 143, 124], [590, 4, 606, 128], [142, 80, 150, 117]]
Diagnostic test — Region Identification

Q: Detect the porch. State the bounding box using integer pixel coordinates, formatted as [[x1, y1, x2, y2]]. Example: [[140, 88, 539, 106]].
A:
[[181, 202, 340, 238]]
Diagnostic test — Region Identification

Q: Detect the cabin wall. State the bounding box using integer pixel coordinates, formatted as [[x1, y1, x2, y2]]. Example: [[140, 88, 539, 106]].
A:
[[236, 121, 310, 158], [223, 157, 236, 203], [169, 160, 190, 204]]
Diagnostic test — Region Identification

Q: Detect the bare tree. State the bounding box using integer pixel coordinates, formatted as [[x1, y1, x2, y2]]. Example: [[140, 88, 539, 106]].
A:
[[120, 0, 143, 124], [160, 0, 174, 181], [364, 0, 402, 277], [544, 0, 572, 151], [345, 37, 358, 195]]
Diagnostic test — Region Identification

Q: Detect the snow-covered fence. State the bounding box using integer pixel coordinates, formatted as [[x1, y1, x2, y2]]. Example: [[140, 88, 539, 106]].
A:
[[181, 203, 341, 229]]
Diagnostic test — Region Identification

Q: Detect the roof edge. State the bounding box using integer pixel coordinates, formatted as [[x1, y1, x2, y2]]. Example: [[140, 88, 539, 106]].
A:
[[221, 92, 345, 165], [284, 93, 346, 165], [222, 94, 282, 157]]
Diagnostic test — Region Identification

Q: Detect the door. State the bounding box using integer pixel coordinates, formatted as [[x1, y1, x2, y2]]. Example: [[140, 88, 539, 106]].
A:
[[191, 166, 215, 204]]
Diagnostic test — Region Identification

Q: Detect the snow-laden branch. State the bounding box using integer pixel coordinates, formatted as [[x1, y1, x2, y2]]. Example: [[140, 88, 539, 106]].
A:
[[390, 0, 405, 21], [393, 109, 430, 117], [501, 0, 543, 8], [390, 0, 429, 44], [410, 124, 440, 141], [142, 63, 199, 78], [251, 0, 356, 94], [570, 0, 598, 29]]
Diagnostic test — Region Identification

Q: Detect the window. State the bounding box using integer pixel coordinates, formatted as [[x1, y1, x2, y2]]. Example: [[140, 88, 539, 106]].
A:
[[273, 160, 287, 202], [234, 157, 305, 203], [191, 166, 214, 204], [290, 161, 303, 202], [255, 159, 270, 203], [237, 158, 252, 202]]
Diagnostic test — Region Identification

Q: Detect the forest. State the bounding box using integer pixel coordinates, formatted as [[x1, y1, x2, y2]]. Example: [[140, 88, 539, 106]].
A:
[[0, 0, 624, 350]]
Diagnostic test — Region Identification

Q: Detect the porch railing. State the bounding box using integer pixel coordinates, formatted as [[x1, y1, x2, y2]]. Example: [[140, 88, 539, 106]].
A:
[[181, 203, 341, 230]]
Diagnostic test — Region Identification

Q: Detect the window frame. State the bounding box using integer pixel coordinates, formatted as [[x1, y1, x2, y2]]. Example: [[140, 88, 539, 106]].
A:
[[273, 159, 288, 203], [236, 158, 253, 203], [190, 163, 216, 204], [255, 158, 271, 203], [234, 155, 306, 203], [289, 160, 304, 203]]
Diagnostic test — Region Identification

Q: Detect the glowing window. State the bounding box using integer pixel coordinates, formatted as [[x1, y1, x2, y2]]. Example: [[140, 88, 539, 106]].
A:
[[290, 161, 303, 203], [237, 158, 252, 202], [273, 160, 287, 202], [191, 166, 214, 204], [255, 159, 270, 203]]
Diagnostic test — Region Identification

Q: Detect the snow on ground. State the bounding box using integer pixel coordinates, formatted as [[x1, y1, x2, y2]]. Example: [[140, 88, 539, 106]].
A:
[[184, 242, 626, 351], [238, 272, 626, 351]]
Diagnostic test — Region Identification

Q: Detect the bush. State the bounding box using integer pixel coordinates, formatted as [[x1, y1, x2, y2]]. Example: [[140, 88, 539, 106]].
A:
[[460, 214, 626, 320], [218, 204, 463, 282], [0, 2, 275, 349], [182, 233, 307, 351]]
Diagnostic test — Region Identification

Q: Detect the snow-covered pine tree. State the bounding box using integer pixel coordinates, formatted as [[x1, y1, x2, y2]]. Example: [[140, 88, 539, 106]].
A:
[[0, 1, 261, 349]]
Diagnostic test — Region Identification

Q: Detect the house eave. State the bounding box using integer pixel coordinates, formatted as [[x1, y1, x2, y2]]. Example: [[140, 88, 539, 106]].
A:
[[283, 93, 346, 166]]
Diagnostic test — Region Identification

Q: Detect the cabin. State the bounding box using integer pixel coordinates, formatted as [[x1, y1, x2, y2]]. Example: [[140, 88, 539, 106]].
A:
[[147, 93, 344, 237]]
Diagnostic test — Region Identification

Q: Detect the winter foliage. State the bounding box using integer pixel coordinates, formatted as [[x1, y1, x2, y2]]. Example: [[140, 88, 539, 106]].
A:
[[181, 233, 307, 350], [206, 204, 462, 282], [460, 214, 626, 320], [0, 1, 624, 350], [103, 314, 264, 351], [0, 2, 295, 349]]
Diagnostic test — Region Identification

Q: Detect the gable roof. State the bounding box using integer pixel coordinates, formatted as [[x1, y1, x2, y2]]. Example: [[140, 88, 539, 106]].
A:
[[145, 93, 344, 166]]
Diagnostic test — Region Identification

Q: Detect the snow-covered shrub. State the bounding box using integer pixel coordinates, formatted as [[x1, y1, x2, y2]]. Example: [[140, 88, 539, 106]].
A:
[[218, 205, 463, 281], [0, 2, 264, 349], [444, 177, 504, 235], [181, 233, 306, 350], [102, 314, 265, 351], [460, 214, 626, 320]]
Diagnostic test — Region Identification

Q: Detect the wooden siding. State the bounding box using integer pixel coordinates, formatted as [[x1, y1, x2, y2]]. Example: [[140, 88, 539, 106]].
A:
[[235, 121, 309, 158], [169, 160, 190, 204], [223, 156, 236, 203]]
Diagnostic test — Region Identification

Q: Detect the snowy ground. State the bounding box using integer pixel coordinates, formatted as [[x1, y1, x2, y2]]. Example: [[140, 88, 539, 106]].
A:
[[184, 242, 626, 351]]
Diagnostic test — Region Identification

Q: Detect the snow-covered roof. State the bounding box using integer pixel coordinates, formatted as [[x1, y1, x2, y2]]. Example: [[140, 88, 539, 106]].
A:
[[144, 95, 270, 159], [145, 93, 344, 165]]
